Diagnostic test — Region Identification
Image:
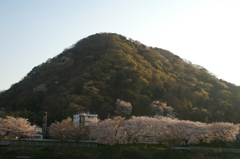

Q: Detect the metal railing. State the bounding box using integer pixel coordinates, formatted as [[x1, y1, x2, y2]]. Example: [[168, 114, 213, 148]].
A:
[[0, 140, 97, 147], [171, 147, 240, 153]]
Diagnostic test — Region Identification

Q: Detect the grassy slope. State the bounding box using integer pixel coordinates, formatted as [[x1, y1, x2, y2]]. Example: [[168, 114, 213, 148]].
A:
[[1, 143, 240, 159]]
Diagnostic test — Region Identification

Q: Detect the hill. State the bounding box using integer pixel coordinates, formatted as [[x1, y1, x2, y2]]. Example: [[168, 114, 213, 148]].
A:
[[0, 33, 240, 125]]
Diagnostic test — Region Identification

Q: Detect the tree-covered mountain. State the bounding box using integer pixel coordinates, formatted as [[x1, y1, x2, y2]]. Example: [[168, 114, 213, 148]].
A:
[[0, 33, 240, 125]]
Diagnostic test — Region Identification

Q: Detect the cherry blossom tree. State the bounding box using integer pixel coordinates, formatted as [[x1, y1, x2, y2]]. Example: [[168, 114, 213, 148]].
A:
[[50, 117, 74, 141], [88, 118, 100, 140], [72, 124, 89, 142], [91, 116, 125, 145], [153, 116, 179, 144], [122, 116, 151, 143], [175, 121, 197, 144], [118, 116, 174, 144], [0, 117, 7, 138], [1, 116, 36, 139], [150, 101, 176, 118], [208, 122, 239, 142], [152, 117, 209, 145], [114, 99, 132, 116], [192, 122, 209, 144], [50, 117, 89, 142]]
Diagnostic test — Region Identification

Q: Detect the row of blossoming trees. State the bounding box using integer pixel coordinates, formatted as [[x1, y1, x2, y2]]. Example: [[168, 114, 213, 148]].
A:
[[1, 115, 238, 145], [89, 116, 239, 146], [87, 99, 239, 145], [1, 99, 239, 145], [48, 99, 239, 145]]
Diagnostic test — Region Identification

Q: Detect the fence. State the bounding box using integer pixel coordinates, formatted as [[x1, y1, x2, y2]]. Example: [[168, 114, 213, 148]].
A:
[[171, 147, 240, 153], [0, 140, 97, 148]]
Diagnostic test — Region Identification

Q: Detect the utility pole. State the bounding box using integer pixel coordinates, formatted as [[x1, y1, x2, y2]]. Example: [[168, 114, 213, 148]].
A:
[[42, 112, 47, 139]]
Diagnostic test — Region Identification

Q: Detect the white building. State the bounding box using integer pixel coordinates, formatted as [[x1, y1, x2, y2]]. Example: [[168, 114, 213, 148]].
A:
[[73, 113, 98, 126], [31, 126, 43, 139]]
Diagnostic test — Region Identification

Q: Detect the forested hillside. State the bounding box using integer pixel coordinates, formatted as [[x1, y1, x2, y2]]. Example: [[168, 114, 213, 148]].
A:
[[0, 33, 240, 125]]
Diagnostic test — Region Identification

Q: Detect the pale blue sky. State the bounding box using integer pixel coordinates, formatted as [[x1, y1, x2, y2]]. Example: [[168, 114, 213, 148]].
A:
[[0, 0, 240, 90]]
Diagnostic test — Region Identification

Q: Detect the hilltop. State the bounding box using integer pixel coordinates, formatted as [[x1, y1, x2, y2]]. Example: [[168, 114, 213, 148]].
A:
[[0, 33, 240, 125]]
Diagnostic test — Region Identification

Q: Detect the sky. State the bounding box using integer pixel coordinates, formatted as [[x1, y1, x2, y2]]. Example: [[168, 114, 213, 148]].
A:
[[0, 0, 240, 90]]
